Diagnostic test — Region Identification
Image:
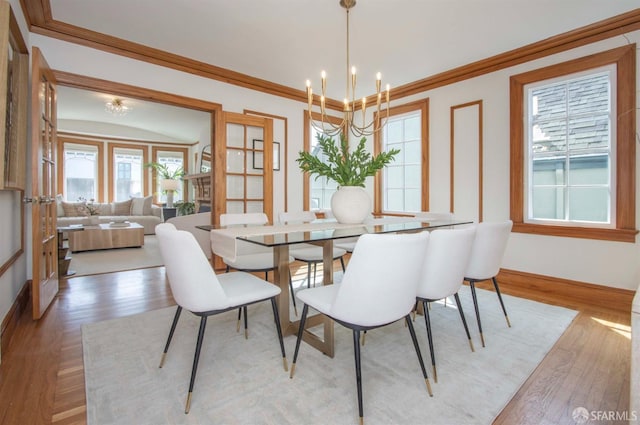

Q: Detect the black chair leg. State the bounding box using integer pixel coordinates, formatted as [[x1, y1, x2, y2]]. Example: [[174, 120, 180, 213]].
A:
[[159, 305, 182, 368], [290, 304, 309, 378], [405, 315, 433, 397], [340, 257, 346, 272], [243, 305, 248, 339], [352, 329, 364, 424], [453, 293, 475, 352], [313, 262, 317, 286], [288, 270, 298, 316], [422, 300, 437, 383], [468, 280, 485, 347], [492, 277, 511, 327], [185, 315, 208, 414], [236, 307, 242, 333], [270, 297, 288, 371]]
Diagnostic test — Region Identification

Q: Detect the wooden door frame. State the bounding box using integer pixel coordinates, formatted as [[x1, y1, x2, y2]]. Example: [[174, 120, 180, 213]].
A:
[[51, 71, 222, 225]]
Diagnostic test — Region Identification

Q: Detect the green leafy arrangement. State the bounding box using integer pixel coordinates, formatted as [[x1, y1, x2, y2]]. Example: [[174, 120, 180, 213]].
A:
[[144, 162, 185, 180], [297, 134, 400, 187]]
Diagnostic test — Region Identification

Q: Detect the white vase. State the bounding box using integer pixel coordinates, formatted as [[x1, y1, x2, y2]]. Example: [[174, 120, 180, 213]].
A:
[[331, 186, 371, 224], [87, 215, 100, 225]]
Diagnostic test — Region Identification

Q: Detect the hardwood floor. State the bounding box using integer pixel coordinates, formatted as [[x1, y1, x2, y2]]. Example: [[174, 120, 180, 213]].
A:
[[0, 265, 632, 425]]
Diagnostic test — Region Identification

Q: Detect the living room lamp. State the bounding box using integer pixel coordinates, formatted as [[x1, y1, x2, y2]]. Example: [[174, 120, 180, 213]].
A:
[[160, 179, 180, 208], [305, 0, 390, 138]]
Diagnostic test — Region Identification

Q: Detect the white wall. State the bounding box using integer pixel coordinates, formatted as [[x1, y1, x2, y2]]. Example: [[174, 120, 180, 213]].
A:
[[395, 31, 640, 290]]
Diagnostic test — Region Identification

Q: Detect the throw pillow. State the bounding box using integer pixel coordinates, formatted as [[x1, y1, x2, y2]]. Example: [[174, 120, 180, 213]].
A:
[[130, 196, 152, 215], [96, 203, 112, 216], [56, 194, 64, 217], [61, 201, 83, 217], [112, 199, 132, 216]]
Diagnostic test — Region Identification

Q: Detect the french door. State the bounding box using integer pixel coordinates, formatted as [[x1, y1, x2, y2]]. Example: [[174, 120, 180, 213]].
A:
[[30, 47, 59, 319]]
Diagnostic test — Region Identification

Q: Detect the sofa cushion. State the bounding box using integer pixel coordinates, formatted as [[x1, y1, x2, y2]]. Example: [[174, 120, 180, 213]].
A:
[[61, 201, 84, 217], [113, 199, 132, 215], [130, 196, 153, 215], [56, 194, 64, 217], [96, 203, 113, 215]]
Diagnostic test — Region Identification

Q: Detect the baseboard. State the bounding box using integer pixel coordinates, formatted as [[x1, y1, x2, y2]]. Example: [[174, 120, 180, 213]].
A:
[[1, 280, 31, 359], [496, 269, 635, 314]]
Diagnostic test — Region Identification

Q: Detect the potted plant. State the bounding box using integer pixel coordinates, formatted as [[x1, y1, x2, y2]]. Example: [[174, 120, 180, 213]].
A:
[[145, 162, 185, 208], [297, 134, 399, 224]]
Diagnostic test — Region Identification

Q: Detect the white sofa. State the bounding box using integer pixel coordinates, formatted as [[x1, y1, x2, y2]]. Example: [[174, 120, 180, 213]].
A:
[[56, 196, 163, 235]]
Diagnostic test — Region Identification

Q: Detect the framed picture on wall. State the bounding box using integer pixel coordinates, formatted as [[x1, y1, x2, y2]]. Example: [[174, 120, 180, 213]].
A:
[[252, 139, 280, 171]]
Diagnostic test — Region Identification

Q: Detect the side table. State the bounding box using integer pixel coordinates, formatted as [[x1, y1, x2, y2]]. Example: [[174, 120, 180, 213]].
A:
[[162, 207, 177, 221], [57, 225, 84, 277]]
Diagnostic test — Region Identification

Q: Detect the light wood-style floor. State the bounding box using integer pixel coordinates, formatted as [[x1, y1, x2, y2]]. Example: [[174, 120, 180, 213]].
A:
[[0, 264, 632, 425]]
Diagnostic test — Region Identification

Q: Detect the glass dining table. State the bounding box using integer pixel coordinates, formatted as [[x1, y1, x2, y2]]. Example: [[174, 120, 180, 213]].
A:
[[202, 216, 473, 358]]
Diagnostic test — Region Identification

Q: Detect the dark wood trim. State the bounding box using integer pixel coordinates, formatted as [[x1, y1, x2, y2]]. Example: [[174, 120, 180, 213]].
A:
[[0, 279, 30, 357], [20, 2, 640, 107], [509, 44, 637, 243], [496, 268, 635, 314]]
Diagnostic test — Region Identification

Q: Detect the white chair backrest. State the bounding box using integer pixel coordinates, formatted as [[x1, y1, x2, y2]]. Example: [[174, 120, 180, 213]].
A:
[[166, 212, 212, 259], [220, 212, 269, 227], [416, 227, 476, 300], [464, 220, 513, 280], [330, 232, 430, 327], [156, 223, 230, 312]]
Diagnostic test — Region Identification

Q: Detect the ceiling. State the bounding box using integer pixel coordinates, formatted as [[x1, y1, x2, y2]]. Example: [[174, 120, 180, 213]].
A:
[[46, 0, 639, 142]]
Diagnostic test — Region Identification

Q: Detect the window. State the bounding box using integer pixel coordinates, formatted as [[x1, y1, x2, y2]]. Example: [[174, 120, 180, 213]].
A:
[[109, 144, 147, 201], [302, 111, 343, 211], [381, 111, 422, 212], [152, 147, 188, 205], [308, 126, 338, 210], [374, 99, 429, 214], [64, 144, 99, 201], [526, 69, 614, 226], [510, 45, 636, 242]]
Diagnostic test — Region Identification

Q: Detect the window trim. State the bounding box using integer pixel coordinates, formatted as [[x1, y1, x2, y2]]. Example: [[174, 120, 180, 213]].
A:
[[374, 98, 429, 214], [510, 44, 637, 242], [151, 145, 189, 204], [108, 142, 150, 202], [57, 137, 105, 202]]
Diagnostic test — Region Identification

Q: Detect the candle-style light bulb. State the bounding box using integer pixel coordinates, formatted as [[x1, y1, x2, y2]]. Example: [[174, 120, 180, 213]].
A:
[[321, 71, 327, 97]]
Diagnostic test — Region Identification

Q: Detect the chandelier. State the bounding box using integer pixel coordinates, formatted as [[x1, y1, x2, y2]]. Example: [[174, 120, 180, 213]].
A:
[[105, 98, 131, 116], [305, 0, 390, 137]]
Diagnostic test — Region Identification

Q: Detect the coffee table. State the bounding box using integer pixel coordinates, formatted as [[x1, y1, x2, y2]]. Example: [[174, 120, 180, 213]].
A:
[[68, 222, 145, 252]]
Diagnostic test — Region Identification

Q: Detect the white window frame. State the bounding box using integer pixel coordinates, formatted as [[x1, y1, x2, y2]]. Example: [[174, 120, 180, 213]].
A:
[[523, 65, 616, 228]]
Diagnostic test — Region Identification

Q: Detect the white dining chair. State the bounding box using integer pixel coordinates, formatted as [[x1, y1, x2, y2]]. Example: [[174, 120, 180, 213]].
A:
[[290, 231, 433, 424], [219, 212, 298, 329], [415, 226, 476, 382], [155, 223, 287, 413], [464, 220, 513, 347], [278, 211, 347, 287]]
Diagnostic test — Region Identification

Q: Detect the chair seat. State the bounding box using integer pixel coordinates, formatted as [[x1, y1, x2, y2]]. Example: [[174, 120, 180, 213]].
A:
[[218, 272, 281, 307], [296, 284, 339, 316], [223, 253, 294, 271], [334, 239, 357, 252], [290, 245, 347, 262]]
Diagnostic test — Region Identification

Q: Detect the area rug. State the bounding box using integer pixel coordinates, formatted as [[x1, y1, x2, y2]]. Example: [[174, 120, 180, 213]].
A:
[[82, 286, 577, 425], [69, 235, 163, 276]]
